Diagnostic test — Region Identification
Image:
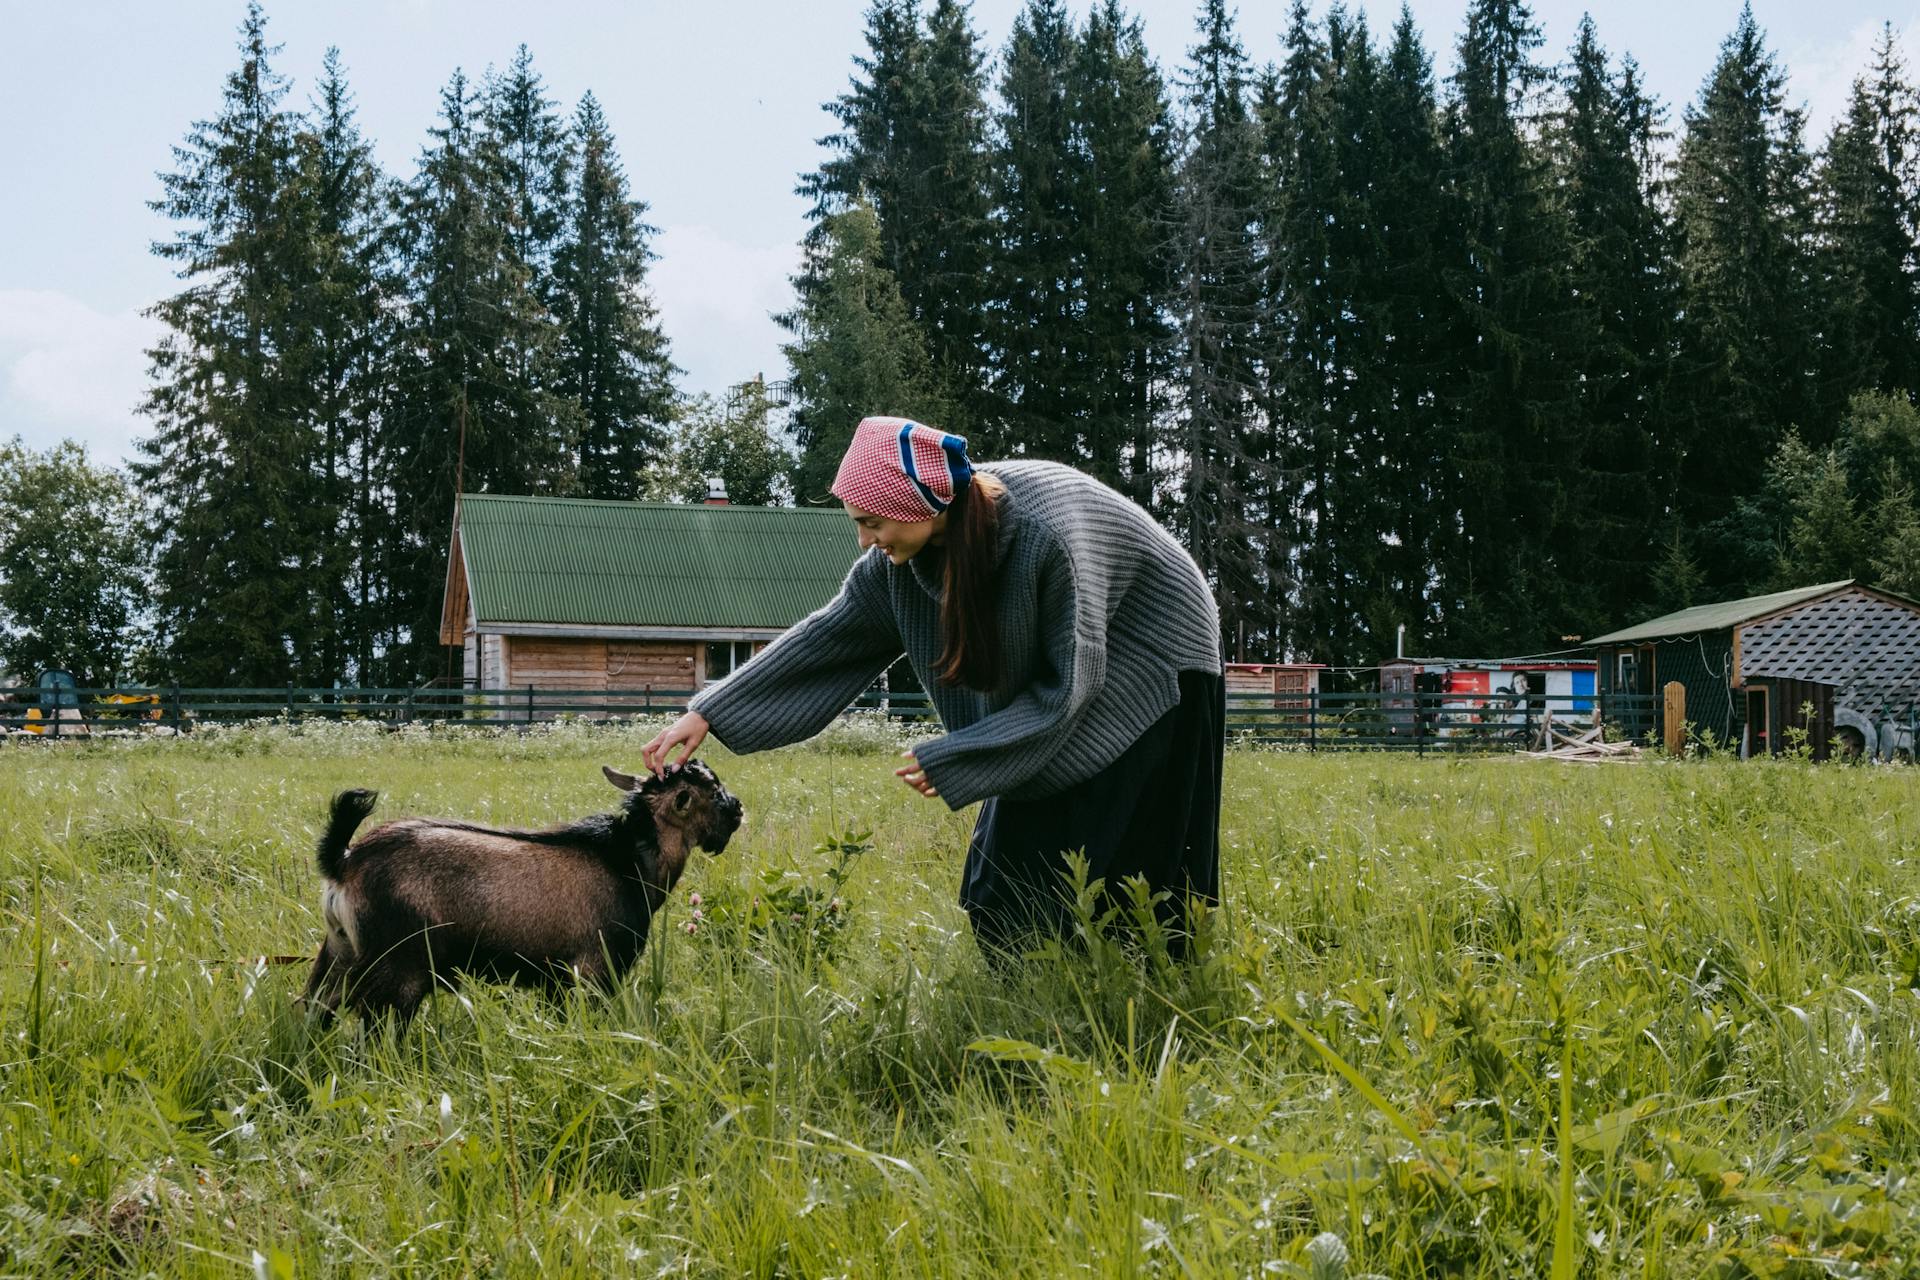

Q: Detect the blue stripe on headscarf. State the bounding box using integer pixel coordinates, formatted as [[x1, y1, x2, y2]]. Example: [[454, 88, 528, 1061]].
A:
[[941, 433, 974, 492], [896, 420, 973, 515]]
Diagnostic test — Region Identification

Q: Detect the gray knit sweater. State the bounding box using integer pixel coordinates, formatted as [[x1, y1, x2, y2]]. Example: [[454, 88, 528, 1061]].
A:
[[687, 460, 1223, 810]]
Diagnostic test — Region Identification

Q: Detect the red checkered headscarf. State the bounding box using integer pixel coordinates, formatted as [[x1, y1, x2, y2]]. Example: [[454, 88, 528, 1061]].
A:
[[830, 417, 975, 523]]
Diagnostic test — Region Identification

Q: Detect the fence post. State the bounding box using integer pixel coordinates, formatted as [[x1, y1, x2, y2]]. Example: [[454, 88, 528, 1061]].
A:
[[1663, 681, 1687, 756], [404, 687, 415, 726], [645, 684, 652, 714], [526, 683, 534, 724], [285, 684, 294, 721], [1308, 693, 1318, 751], [1417, 692, 1427, 758], [171, 683, 183, 735]]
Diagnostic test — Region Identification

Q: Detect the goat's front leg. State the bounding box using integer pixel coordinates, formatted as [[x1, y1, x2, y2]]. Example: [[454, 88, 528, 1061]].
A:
[[298, 942, 344, 1022], [564, 949, 619, 995], [348, 967, 432, 1033], [573, 926, 648, 997]]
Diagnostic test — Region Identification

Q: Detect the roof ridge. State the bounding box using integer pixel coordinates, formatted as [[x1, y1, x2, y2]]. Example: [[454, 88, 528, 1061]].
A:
[[1587, 579, 1862, 646], [460, 492, 845, 515]]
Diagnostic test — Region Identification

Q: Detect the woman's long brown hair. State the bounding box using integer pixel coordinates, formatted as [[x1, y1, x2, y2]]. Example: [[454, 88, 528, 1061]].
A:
[[935, 472, 1008, 692]]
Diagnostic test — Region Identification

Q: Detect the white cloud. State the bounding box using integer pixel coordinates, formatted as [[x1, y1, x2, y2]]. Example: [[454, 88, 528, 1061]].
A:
[[0, 290, 160, 466], [648, 225, 799, 399], [1787, 16, 1920, 142], [0, 225, 801, 468]]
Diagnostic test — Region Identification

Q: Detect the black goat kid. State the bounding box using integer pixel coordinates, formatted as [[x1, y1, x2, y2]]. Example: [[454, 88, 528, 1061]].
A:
[[301, 761, 743, 1028]]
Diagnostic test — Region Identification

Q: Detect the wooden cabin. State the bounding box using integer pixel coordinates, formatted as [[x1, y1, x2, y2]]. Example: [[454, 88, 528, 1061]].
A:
[[440, 493, 862, 710]]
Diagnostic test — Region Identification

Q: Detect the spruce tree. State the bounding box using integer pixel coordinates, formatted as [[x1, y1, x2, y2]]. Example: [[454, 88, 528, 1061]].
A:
[[1774, 449, 1869, 586], [483, 47, 572, 286], [797, 1, 992, 445], [554, 92, 678, 499], [1871, 474, 1920, 595], [1175, 0, 1268, 661], [783, 201, 948, 504], [1649, 524, 1707, 614], [286, 47, 394, 683], [135, 2, 313, 685], [1364, 7, 1454, 657], [802, 0, 923, 238], [1549, 17, 1679, 633], [1260, 1, 1338, 662], [1672, 4, 1821, 590], [386, 69, 573, 680], [907, 0, 996, 440], [1815, 26, 1920, 411], [1070, 0, 1177, 502], [478, 48, 582, 487], [990, 0, 1080, 462], [1746, 389, 1920, 589], [1437, 0, 1578, 651]]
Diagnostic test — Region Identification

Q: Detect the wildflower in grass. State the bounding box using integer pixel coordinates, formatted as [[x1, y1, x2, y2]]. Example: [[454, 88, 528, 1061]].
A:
[[688, 892, 702, 908]]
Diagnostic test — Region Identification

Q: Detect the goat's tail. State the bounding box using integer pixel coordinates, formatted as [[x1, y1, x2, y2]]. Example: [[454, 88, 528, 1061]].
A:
[[317, 789, 378, 880]]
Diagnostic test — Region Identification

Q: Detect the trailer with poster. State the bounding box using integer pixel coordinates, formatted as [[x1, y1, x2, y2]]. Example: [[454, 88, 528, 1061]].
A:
[[1378, 656, 1598, 741]]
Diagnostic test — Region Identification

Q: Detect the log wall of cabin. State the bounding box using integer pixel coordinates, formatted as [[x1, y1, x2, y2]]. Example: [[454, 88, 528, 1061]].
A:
[[498, 636, 699, 712]]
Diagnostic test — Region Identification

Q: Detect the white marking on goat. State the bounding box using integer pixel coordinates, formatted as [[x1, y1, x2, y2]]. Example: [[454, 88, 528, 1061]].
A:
[[320, 882, 361, 958]]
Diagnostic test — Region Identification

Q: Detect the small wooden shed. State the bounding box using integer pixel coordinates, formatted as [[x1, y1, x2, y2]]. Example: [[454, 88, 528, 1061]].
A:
[[1224, 662, 1324, 704], [440, 494, 862, 707], [1587, 580, 1920, 758]]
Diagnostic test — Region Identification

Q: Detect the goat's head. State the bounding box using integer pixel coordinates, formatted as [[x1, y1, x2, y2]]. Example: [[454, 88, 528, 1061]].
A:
[[602, 760, 744, 854]]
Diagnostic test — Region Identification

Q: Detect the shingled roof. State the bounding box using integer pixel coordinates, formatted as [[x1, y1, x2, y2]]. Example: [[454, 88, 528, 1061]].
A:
[[441, 494, 862, 638], [1586, 581, 1856, 646]]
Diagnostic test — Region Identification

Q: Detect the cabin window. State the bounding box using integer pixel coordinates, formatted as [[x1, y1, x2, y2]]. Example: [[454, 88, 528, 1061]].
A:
[[704, 641, 757, 683]]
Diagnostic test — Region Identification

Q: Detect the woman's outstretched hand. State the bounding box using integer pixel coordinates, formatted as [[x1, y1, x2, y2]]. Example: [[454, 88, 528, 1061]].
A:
[[642, 711, 710, 776], [897, 749, 939, 799]]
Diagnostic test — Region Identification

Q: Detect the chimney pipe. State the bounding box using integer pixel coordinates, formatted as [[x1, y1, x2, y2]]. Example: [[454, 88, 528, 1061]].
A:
[[704, 477, 730, 506]]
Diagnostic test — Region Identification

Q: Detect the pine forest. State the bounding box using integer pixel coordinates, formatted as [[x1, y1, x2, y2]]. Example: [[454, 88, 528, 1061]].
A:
[[8, 0, 1920, 686]]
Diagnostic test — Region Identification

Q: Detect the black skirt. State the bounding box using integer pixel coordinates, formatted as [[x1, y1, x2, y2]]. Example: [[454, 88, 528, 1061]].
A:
[[960, 668, 1225, 957]]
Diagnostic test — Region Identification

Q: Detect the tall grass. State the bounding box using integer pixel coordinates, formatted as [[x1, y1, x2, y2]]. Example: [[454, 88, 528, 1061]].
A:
[[2, 721, 1917, 1276]]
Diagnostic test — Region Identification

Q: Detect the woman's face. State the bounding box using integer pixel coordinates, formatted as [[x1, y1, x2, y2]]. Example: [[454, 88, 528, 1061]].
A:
[[845, 503, 942, 564]]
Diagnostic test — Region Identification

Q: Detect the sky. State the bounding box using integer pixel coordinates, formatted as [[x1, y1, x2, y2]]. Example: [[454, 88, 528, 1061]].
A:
[[3, 0, 1918, 468]]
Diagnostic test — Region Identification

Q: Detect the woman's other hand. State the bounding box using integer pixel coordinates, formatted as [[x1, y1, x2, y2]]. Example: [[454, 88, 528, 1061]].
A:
[[896, 749, 939, 799], [642, 711, 710, 776]]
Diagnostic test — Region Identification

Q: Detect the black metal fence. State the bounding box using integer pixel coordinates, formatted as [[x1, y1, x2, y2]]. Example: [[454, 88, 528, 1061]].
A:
[[1, 684, 1659, 755]]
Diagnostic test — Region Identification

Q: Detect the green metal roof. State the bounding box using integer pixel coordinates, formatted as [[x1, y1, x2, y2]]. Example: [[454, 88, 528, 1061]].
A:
[[455, 494, 862, 630], [1586, 580, 1855, 646]]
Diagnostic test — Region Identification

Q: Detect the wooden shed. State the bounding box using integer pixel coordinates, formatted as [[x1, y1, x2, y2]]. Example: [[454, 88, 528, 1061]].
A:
[[1224, 662, 1324, 704], [1587, 580, 1920, 759], [440, 494, 863, 708]]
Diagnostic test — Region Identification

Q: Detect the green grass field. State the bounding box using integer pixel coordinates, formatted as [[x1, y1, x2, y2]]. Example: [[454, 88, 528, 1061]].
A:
[[3, 719, 1919, 1277]]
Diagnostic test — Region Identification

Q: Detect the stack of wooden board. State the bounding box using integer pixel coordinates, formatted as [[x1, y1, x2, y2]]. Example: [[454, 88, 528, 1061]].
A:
[[1522, 712, 1642, 763]]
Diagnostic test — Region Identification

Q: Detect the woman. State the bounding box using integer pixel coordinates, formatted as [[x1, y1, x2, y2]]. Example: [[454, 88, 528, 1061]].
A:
[[641, 416, 1224, 958]]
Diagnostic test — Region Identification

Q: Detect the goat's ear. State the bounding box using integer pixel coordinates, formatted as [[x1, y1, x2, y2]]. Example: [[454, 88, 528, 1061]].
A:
[[602, 765, 642, 792], [674, 788, 694, 811]]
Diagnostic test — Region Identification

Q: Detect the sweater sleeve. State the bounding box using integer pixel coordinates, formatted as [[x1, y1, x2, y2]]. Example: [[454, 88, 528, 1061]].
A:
[[688, 550, 904, 754], [910, 541, 1108, 809]]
